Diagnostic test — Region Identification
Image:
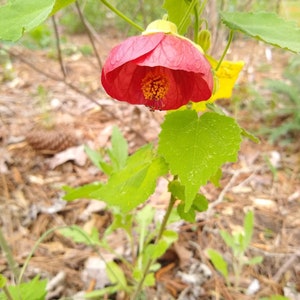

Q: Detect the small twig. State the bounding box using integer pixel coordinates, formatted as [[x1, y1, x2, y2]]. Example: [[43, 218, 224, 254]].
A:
[[272, 253, 299, 283], [2, 46, 102, 108], [1, 173, 9, 200], [46, 271, 66, 292], [51, 15, 67, 79], [250, 246, 300, 258], [75, 0, 102, 70], [2, 46, 60, 81], [206, 170, 240, 216], [0, 46, 149, 143]]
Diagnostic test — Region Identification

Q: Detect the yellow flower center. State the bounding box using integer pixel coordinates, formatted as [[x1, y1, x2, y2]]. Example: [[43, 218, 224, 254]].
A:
[[141, 71, 169, 103]]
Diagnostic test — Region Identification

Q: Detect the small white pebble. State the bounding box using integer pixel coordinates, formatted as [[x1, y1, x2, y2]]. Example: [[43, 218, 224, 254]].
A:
[[246, 278, 260, 295]]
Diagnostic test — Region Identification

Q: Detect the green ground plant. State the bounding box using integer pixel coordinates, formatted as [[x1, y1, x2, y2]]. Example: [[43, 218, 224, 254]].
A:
[[259, 56, 300, 144], [206, 211, 263, 288]]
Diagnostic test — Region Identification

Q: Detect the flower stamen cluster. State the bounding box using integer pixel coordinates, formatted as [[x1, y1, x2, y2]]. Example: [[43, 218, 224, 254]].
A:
[[141, 68, 169, 110]]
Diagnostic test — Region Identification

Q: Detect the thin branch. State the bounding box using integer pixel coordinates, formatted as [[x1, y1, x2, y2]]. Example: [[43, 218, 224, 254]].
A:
[[0, 46, 148, 143], [75, 0, 102, 70], [206, 170, 240, 216], [51, 15, 67, 79], [2, 46, 101, 108], [5, 47, 61, 81], [273, 253, 299, 283]]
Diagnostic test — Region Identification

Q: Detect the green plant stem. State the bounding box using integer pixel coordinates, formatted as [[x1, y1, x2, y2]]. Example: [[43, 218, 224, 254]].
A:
[[0, 227, 21, 280], [3, 285, 14, 300], [17, 227, 61, 285], [198, 0, 208, 17], [193, 5, 199, 42], [99, 0, 144, 32], [232, 256, 243, 288], [155, 194, 176, 243], [178, 0, 198, 34], [131, 194, 177, 300], [215, 30, 234, 71], [194, 0, 208, 40], [16, 225, 131, 293]]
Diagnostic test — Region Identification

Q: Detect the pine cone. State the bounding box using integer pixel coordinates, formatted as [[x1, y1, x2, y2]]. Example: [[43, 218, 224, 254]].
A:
[[26, 127, 77, 154]]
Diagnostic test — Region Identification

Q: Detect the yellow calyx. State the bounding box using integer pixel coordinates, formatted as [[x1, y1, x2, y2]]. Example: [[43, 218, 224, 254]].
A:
[[141, 71, 169, 101], [142, 19, 204, 54], [142, 20, 178, 35]]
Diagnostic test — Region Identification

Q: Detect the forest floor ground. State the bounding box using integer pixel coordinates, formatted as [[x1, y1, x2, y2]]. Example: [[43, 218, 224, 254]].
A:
[[0, 32, 299, 299]]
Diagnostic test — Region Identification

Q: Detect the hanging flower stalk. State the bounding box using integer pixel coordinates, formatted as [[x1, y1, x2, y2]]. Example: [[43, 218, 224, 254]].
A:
[[101, 20, 213, 111]]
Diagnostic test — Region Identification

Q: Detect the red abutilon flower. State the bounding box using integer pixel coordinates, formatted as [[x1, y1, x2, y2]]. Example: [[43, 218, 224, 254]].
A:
[[101, 20, 213, 111]]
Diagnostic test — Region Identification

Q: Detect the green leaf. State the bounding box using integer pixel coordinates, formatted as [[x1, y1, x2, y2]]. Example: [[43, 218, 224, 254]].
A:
[[63, 183, 103, 201], [91, 144, 168, 213], [162, 229, 178, 245], [209, 168, 222, 187], [51, 0, 76, 15], [7, 276, 47, 300], [168, 180, 185, 200], [158, 110, 242, 211], [145, 230, 178, 261], [177, 193, 208, 222], [59, 225, 100, 245], [0, 275, 7, 288], [106, 261, 128, 289], [143, 273, 155, 287], [84, 145, 104, 169], [84, 127, 128, 175], [241, 127, 260, 143], [221, 11, 300, 53], [220, 230, 235, 249], [108, 126, 128, 172], [246, 256, 263, 265], [0, 0, 55, 42], [136, 206, 156, 245], [260, 296, 290, 300], [132, 269, 156, 287], [88, 261, 132, 297], [99, 161, 114, 176], [162, 0, 192, 34], [136, 205, 155, 230], [243, 210, 254, 251], [193, 194, 208, 212], [177, 201, 195, 222], [145, 241, 168, 260], [85, 285, 119, 299], [206, 249, 228, 279], [105, 212, 133, 237]]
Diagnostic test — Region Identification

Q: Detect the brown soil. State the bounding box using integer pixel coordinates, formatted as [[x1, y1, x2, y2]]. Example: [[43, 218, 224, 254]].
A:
[[0, 33, 299, 300]]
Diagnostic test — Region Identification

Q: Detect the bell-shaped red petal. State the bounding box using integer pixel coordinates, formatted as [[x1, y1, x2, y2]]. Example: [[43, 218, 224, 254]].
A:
[[101, 32, 213, 110]]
